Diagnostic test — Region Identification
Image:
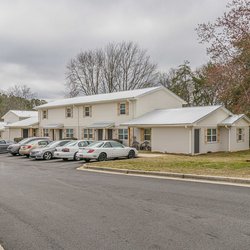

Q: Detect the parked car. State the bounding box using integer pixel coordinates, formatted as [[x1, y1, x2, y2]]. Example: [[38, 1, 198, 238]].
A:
[[54, 140, 93, 161], [0, 140, 15, 153], [7, 137, 50, 156], [19, 139, 52, 157], [76, 140, 138, 162], [30, 140, 72, 160]]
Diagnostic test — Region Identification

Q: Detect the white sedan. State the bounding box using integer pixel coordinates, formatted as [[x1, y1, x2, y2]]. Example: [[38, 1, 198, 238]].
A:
[[54, 140, 93, 161], [76, 140, 138, 162]]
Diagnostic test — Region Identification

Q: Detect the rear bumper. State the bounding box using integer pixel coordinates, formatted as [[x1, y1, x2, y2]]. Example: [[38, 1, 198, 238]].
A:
[[76, 153, 98, 159]]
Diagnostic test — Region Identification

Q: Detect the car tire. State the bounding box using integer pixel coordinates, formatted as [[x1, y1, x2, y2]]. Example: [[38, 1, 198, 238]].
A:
[[128, 150, 135, 159], [43, 151, 52, 160], [83, 158, 90, 162], [74, 153, 80, 161], [97, 152, 107, 161], [26, 155, 30, 158], [11, 153, 17, 156]]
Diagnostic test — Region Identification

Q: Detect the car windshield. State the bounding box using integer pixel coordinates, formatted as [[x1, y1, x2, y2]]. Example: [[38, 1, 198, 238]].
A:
[[87, 141, 104, 148]]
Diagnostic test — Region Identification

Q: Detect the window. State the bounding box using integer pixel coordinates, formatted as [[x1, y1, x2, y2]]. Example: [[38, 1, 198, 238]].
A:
[[83, 106, 91, 117], [43, 129, 49, 137], [110, 141, 124, 148], [237, 128, 244, 142], [38, 141, 49, 146], [144, 128, 151, 141], [119, 103, 126, 115], [66, 129, 74, 138], [78, 141, 89, 147], [83, 129, 93, 139], [206, 128, 217, 143], [103, 142, 112, 148], [118, 129, 128, 140], [65, 107, 73, 118], [42, 110, 48, 119]]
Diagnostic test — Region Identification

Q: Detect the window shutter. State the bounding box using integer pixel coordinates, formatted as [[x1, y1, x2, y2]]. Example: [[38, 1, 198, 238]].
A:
[[126, 101, 129, 115], [92, 129, 95, 140], [90, 106, 92, 117], [63, 129, 66, 138], [140, 128, 145, 142], [204, 128, 207, 144], [117, 103, 120, 116], [242, 128, 245, 142], [217, 128, 220, 143]]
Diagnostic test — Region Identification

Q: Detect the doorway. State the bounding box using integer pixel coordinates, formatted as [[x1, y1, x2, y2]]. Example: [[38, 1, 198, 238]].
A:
[[194, 129, 200, 154], [107, 129, 113, 140], [98, 129, 103, 140], [23, 129, 29, 138]]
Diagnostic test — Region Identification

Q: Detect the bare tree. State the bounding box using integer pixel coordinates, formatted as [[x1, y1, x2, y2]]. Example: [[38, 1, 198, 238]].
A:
[[7, 84, 36, 99], [65, 42, 157, 97]]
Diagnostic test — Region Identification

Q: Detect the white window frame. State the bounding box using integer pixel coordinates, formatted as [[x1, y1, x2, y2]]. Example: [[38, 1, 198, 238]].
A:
[[119, 103, 126, 115], [83, 106, 91, 117], [66, 107, 73, 118], [118, 129, 128, 140], [66, 128, 74, 138], [237, 128, 244, 142], [43, 129, 49, 137], [144, 128, 151, 141], [206, 128, 217, 143], [83, 129, 93, 139], [42, 110, 48, 119]]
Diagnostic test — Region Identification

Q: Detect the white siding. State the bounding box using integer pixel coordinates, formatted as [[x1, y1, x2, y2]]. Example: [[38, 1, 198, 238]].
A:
[[152, 127, 190, 154], [135, 89, 183, 117]]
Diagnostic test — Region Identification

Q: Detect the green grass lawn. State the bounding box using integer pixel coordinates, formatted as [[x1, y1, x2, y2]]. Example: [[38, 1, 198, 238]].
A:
[[90, 150, 250, 178]]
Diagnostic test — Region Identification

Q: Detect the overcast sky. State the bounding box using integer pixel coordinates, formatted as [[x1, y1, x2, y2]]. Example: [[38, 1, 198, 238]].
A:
[[0, 0, 230, 99]]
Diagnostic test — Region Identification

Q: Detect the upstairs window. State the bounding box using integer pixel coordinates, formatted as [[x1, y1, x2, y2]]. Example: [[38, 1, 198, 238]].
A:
[[237, 128, 244, 142], [118, 102, 129, 115], [83, 106, 92, 117], [66, 107, 73, 118], [42, 110, 48, 119], [206, 128, 217, 143]]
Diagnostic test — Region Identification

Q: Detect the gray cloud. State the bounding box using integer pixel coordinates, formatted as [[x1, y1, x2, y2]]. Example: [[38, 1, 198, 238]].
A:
[[0, 0, 230, 98]]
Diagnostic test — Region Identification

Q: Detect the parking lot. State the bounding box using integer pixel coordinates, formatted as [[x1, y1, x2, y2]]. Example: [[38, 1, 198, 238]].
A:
[[1, 153, 250, 250]]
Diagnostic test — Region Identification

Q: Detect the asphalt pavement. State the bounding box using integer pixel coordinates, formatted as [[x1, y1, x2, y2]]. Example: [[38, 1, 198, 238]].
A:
[[0, 154, 250, 250]]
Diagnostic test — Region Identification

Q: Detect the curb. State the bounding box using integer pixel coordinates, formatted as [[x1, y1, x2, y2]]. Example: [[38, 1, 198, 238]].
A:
[[81, 165, 250, 185]]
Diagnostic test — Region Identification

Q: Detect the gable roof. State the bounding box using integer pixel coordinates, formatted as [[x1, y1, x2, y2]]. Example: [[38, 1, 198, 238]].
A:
[[122, 105, 224, 126], [35, 86, 186, 109], [219, 114, 250, 125], [5, 116, 38, 128], [2, 110, 38, 119]]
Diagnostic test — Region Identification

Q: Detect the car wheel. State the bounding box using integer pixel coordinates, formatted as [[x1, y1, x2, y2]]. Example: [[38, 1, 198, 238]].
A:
[[43, 151, 52, 160], [98, 152, 107, 161], [25, 154, 30, 158], [74, 153, 80, 161], [11, 153, 17, 156], [83, 158, 90, 163], [128, 150, 135, 159]]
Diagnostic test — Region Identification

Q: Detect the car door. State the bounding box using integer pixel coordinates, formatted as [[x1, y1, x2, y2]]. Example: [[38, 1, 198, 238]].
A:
[[102, 142, 113, 158], [110, 141, 126, 157]]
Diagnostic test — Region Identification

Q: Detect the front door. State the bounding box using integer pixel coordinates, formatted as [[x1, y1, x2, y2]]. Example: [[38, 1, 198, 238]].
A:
[[107, 129, 113, 140], [23, 129, 29, 138], [194, 129, 200, 154], [59, 129, 63, 140], [98, 129, 103, 140]]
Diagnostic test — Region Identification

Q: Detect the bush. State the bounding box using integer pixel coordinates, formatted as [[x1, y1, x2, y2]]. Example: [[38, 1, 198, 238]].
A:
[[14, 137, 23, 143]]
